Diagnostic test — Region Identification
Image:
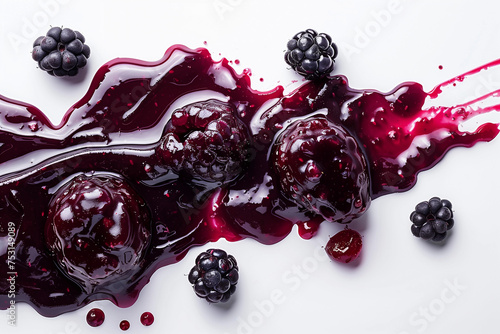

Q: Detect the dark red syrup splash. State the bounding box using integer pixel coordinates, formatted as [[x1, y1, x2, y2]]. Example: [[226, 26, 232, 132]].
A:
[[0, 45, 499, 317]]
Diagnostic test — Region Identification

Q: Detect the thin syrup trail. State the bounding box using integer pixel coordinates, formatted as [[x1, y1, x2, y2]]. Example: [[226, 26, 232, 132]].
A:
[[427, 58, 500, 100], [348, 60, 500, 197]]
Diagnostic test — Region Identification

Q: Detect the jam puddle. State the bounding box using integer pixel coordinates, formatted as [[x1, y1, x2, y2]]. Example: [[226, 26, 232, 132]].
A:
[[0, 45, 499, 316]]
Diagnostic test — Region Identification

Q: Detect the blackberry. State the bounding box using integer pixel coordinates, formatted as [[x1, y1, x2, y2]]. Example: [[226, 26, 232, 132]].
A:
[[410, 197, 454, 242], [32, 27, 91, 77], [156, 100, 252, 183], [188, 249, 239, 303], [284, 29, 338, 80], [271, 116, 370, 223]]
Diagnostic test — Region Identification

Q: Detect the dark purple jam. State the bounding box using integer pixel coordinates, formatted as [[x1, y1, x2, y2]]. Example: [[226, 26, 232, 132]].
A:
[[0, 45, 499, 317]]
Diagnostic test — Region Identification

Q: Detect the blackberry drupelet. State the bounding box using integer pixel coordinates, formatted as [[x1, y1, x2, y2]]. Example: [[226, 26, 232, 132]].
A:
[[157, 100, 252, 184], [188, 249, 239, 303], [32, 27, 91, 77], [410, 197, 454, 242], [284, 29, 338, 80]]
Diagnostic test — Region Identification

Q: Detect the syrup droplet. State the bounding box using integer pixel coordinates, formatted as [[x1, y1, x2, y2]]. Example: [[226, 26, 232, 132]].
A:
[[120, 320, 130, 331], [297, 220, 321, 240], [439, 65, 443, 70], [140, 312, 155, 326], [86, 308, 105, 327]]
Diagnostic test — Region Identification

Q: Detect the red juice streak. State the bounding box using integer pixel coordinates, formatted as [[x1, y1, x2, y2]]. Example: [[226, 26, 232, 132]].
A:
[[0, 45, 499, 317]]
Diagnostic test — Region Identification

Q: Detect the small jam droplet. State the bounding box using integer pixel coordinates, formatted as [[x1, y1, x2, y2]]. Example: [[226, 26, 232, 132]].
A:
[[86, 308, 105, 327], [120, 320, 130, 331], [140, 312, 155, 326], [438, 65, 443, 70], [234, 59, 240, 65], [28, 122, 39, 131]]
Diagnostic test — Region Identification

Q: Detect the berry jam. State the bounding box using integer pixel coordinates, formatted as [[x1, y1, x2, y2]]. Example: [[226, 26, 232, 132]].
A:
[[0, 45, 499, 316]]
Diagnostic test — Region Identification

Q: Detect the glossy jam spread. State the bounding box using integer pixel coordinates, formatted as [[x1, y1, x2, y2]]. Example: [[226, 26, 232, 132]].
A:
[[0, 45, 499, 316]]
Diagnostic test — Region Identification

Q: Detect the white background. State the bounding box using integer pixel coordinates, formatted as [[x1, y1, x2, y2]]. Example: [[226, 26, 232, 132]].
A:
[[1, 0, 500, 333]]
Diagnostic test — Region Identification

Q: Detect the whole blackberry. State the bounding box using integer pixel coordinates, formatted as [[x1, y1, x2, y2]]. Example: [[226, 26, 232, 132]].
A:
[[410, 197, 454, 242], [188, 249, 239, 303], [156, 100, 252, 183], [32, 27, 91, 77], [284, 29, 338, 80], [271, 116, 370, 223]]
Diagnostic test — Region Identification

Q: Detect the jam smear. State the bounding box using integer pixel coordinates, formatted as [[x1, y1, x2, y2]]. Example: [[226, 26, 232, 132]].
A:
[[0, 45, 499, 317]]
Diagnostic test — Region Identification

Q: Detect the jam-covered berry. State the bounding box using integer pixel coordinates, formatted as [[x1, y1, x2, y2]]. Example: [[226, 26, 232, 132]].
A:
[[156, 100, 252, 183], [44, 173, 151, 292], [271, 116, 371, 223]]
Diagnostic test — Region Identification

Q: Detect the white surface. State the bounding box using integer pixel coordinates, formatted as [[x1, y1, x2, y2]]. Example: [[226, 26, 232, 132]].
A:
[[1, 0, 500, 333]]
